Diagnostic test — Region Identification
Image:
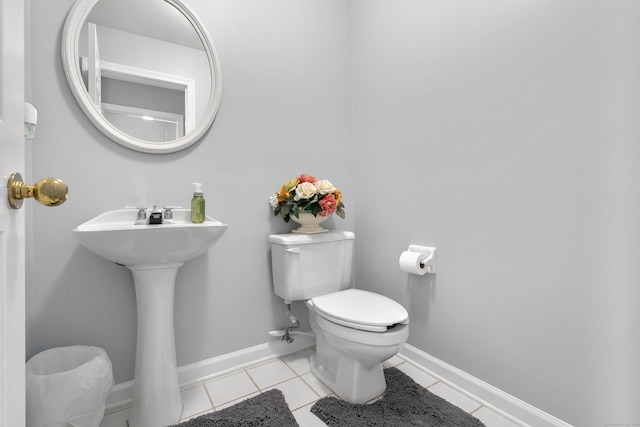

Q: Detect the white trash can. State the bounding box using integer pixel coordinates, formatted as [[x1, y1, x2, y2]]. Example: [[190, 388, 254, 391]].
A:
[[26, 346, 114, 427]]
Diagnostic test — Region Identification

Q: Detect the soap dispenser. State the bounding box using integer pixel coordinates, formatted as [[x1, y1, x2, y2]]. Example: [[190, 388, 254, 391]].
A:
[[191, 182, 205, 223]]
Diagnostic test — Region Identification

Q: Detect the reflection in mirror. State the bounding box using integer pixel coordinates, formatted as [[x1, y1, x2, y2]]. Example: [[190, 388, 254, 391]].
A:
[[62, 0, 221, 153]]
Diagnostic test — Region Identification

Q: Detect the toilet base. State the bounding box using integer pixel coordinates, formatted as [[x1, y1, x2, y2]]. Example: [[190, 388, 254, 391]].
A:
[[310, 337, 387, 403], [310, 352, 386, 404]]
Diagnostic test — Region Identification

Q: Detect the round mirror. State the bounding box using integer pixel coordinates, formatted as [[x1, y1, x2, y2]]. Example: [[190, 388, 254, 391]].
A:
[[62, 0, 221, 153]]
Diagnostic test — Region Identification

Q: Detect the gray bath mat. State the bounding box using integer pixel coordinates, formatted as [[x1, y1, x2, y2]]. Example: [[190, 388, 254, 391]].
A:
[[311, 367, 486, 426], [171, 388, 298, 427]]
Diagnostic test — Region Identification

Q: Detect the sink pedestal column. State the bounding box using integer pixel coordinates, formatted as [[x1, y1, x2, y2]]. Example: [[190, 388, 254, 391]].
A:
[[127, 263, 183, 427]]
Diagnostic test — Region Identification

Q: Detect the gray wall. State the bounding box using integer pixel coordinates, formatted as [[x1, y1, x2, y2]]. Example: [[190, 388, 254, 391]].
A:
[[351, 1, 639, 426], [27, 1, 638, 426]]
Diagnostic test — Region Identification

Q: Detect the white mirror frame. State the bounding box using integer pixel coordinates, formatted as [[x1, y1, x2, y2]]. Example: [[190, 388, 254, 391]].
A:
[[61, 0, 222, 154]]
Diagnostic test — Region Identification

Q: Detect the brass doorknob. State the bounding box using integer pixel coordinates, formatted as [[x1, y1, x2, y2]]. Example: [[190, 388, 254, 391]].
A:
[[8, 172, 69, 209]]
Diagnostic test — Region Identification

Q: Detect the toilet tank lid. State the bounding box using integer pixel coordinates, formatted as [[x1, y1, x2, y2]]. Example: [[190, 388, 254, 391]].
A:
[[269, 230, 354, 245]]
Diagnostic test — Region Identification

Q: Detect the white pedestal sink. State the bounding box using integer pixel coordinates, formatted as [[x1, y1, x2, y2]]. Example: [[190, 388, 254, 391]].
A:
[[73, 209, 227, 427]]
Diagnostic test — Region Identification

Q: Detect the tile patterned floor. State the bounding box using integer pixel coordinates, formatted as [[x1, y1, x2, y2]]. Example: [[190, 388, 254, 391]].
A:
[[101, 348, 523, 427]]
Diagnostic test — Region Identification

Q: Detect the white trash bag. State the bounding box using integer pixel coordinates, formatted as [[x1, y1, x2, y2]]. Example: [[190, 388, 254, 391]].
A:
[[26, 346, 114, 427]]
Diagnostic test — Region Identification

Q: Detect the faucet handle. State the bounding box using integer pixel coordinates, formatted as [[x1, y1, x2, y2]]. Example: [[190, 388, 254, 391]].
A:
[[125, 206, 149, 223], [162, 206, 183, 223], [162, 206, 182, 218]]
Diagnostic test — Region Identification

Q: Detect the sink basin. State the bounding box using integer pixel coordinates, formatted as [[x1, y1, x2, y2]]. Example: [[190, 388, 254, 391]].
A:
[[73, 208, 227, 266], [73, 208, 227, 427]]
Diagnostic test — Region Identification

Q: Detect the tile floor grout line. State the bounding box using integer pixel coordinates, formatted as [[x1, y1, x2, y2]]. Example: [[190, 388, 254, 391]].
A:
[[252, 357, 325, 413], [243, 366, 264, 393], [201, 380, 218, 412], [467, 403, 483, 414], [426, 379, 442, 390], [298, 373, 324, 399], [256, 374, 301, 393], [470, 405, 484, 415], [202, 368, 262, 411]]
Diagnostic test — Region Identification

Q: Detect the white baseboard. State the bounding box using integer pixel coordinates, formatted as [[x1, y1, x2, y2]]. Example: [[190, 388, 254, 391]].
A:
[[105, 335, 315, 413], [398, 344, 573, 427]]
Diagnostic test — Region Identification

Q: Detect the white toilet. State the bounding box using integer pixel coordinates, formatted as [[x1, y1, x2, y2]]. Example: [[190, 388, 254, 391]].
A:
[[269, 231, 409, 404]]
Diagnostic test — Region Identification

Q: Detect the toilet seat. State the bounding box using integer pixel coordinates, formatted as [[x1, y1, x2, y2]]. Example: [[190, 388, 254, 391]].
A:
[[311, 289, 409, 332]]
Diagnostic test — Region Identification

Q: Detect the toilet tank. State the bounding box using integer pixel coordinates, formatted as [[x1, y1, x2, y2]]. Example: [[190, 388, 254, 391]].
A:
[[269, 231, 355, 302]]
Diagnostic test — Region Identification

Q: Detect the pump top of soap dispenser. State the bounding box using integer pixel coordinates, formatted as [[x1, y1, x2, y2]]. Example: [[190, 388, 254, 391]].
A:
[[193, 182, 203, 195]]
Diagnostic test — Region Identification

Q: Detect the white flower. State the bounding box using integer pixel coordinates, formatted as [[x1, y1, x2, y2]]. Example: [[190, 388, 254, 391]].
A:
[[294, 182, 317, 200], [315, 179, 336, 195], [269, 194, 280, 208]]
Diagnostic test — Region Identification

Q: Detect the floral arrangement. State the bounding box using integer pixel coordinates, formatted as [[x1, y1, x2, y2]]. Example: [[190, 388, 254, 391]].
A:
[[270, 173, 345, 222]]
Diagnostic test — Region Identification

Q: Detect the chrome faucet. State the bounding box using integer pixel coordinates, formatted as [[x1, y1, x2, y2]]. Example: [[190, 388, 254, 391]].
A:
[[127, 205, 182, 225]]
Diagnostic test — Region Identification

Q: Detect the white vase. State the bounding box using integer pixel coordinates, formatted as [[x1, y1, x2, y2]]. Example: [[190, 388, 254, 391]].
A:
[[290, 211, 329, 234]]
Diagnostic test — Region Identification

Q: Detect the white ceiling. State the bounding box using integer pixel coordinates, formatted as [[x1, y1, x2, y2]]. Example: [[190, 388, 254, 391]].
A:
[[87, 0, 204, 50]]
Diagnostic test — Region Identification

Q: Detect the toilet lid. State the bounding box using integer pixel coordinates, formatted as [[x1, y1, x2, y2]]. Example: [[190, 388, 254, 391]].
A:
[[311, 289, 409, 332]]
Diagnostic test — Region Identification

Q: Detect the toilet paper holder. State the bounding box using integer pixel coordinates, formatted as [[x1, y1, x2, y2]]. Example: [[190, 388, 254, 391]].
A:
[[407, 245, 437, 274]]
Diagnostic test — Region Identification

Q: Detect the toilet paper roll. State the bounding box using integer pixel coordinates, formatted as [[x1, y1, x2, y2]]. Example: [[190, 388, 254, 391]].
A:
[[399, 251, 428, 275]]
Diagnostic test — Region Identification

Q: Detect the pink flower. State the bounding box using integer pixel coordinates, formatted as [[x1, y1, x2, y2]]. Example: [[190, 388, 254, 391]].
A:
[[298, 173, 317, 184], [318, 193, 338, 216]]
